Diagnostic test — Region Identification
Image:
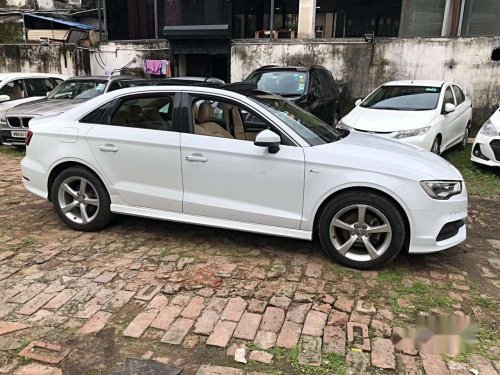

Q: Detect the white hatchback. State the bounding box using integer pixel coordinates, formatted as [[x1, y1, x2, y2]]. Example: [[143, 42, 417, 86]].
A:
[[21, 84, 468, 269], [338, 80, 472, 154], [471, 107, 500, 167]]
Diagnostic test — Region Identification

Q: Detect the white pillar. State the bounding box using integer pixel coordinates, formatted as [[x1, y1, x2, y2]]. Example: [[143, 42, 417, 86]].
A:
[[297, 0, 317, 38]]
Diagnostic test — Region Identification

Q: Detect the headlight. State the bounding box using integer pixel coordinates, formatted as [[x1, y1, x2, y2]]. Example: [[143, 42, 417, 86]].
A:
[[336, 120, 353, 131], [394, 127, 431, 139], [420, 181, 462, 200], [479, 120, 499, 137]]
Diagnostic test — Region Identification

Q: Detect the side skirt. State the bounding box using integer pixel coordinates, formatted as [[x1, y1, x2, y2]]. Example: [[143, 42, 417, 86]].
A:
[[111, 204, 313, 241]]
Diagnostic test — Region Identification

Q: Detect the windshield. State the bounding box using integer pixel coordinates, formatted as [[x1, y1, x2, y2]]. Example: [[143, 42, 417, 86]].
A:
[[251, 94, 343, 146], [247, 71, 308, 97], [48, 79, 107, 100], [361, 85, 441, 111]]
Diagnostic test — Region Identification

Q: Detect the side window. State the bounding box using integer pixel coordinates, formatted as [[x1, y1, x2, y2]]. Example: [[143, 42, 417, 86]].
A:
[[107, 81, 122, 92], [80, 100, 115, 124], [442, 87, 456, 110], [24, 78, 57, 97], [108, 95, 175, 131], [191, 96, 290, 144], [452, 85, 465, 105], [309, 71, 323, 97], [318, 70, 334, 96], [0, 80, 27, 100]]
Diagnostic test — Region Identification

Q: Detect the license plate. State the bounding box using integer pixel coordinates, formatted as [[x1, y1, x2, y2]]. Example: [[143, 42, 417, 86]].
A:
[[11, 131, 27, 138]]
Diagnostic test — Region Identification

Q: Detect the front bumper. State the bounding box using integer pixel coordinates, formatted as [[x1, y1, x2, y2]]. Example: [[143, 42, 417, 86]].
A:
[[407, 188, 468, 254], [470, 132, 500, 167], [1, 128, 28, 146]]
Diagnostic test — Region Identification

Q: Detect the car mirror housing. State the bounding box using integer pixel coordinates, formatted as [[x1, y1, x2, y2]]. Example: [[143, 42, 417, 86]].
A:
[[0, 95, 11, 103], [355, 98, 362, 106], [254, 129, 281, 154], [444, 103, 456, 113]]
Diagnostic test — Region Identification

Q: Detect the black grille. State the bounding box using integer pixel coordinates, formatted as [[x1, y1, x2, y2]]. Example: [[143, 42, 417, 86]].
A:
[[22, 118, 32, 128], [437, 219, 465, 242], [490, 140, 500, 161], [7, 117, 20, 128]]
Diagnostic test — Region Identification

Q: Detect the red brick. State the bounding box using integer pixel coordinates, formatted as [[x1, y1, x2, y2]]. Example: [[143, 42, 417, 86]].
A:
[[206, 320, 237, 347], [78, 311, 112, 335], [302, 310, 327, 337], [276, 321, 302, 348], [9, 283, 46, 304], [123, 310, 158, 338], [12, 363, 62, 375], [328, 310, 349, 326], [323, 325, 346, 356], [371, 338, 396, 369], [254, 330, 277, 350], [18, 341, 70, 365], [161, 318, 195, 345], [260, 307, 285, 333], [102, 290, 135, 312], [194, 310, 220, 336], [150, 305, 182, 330], [421, 354, 450, 375], [234, 312, 262, 340], [0, 321, 30, 335], [305, 263, 323, 278], [221, 297, 247, 322], [18, 293, 57, 316], [44, 289, 77, 310], [181, 296, 205, 319], [135, 283, 163, 301], [93, 271, 117, 284], [249, 350, 273, 364], [286, 303, 311, 324], [334, 297, 354, 313], [347, 322, 370, 351]]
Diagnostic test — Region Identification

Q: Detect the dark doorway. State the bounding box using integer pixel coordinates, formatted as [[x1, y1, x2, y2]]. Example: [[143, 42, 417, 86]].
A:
[[185, 54, 228, 81]]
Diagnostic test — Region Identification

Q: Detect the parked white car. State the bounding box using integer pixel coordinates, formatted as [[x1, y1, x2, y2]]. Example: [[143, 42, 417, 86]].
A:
[[471, 107, 500, 167], [0, 73, 67, 145], [21, 84, 468, 269], [338, 80, 472, 154]]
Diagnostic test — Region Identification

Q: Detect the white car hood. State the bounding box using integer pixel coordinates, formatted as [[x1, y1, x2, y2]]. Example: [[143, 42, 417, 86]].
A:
[[343, 107, 437, 132], [489, 108, 500, 130], [315, 131, 463, 181]]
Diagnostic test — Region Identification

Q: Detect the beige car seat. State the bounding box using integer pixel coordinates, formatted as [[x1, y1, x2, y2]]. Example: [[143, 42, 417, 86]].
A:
[[196, 102, 233, 139]]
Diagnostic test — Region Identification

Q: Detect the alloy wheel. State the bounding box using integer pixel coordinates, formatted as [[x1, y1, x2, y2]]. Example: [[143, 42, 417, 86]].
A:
[[329, 204, 393, 262], [57, 177, 100, 225]]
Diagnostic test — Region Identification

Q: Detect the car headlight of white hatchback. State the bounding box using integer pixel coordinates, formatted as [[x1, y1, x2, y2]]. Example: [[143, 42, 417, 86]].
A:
[[394, 126, 431, 139], [479, 120, 499, 137], [420, 181, 462, 200], [336, 120, 353, 131]]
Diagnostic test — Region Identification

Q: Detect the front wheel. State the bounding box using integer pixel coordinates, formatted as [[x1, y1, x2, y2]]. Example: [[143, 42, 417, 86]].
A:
[[431, 137, 441, 155], [318, 190, 406, 269], [52, 166, 114, 231], [459, 127, 469, 151]]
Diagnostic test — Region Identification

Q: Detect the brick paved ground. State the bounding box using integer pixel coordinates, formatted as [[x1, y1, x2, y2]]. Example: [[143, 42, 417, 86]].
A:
[[0, 149, 499, 374]]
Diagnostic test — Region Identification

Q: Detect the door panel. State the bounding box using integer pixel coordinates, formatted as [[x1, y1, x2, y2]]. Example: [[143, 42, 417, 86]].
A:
[[181, 133, 305, 229], [441, 86, 460, 149]]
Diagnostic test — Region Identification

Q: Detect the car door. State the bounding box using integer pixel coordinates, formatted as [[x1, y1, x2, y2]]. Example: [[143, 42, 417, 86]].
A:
[[0, 79, 29, 111], [451, 85, 470, 141], [307, 70, 326, 121], [85, 92, 183, 212], [440, 85, 460, 150], [180, 92, 305, 229], [24, 78, 58, 98]]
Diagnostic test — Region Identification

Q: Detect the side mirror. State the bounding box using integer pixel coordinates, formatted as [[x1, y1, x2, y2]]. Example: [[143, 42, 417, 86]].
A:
[[444, 103, 456, 113], [0, 95, 10, 103], [355, 98, 362, 107], [254, 129, 281, 154]]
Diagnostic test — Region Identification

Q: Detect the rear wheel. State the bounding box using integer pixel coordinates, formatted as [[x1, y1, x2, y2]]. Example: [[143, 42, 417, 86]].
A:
[[459, 127, 469, 150], [431, 136, 441, 155], [52, 166, 113, 231], [318, 190, 406, 269]]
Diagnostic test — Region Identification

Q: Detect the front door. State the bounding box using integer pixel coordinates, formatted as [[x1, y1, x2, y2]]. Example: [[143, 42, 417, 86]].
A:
[[86, 92, 183, 212], [180, 93, 305, 229]]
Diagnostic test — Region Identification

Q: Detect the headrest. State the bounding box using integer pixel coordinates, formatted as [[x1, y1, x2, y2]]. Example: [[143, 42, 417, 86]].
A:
[[197, 102, 214, 123], [129, 105, 142, 117]]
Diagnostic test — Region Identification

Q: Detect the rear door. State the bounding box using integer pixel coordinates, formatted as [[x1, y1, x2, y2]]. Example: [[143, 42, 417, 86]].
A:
[[85, 92, 183, 212], [451, 85, 470, 141], [441, 85, 460, 150]]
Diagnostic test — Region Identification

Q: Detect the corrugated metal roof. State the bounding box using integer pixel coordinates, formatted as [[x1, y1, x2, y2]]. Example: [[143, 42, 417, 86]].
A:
[[26, 13, 96, 31]]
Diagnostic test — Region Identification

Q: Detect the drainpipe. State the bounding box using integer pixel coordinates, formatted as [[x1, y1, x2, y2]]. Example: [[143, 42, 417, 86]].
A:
[[154, 0, 158, 39], [97, 0, 102, 42], [270, 0, 275, 40], [102, 0, 108, 42]]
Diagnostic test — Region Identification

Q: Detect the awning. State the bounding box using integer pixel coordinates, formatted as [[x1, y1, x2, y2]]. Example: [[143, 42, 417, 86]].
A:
[[25, 13, 96, 30]]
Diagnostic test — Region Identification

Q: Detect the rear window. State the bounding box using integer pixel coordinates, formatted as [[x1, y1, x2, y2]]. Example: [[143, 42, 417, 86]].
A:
[[361, 85, 441, 111], [247, 71, 308, 97]]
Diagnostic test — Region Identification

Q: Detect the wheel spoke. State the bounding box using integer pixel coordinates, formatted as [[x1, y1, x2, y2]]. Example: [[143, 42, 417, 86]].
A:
[[366, 224, 391, 234], [332, 218, 354, 231], [337, 235, 357, 255], [79, 179, 87, 195], [362, 236, 379, 259], [80, 203, 90, 224], [63, 183, 78, 198], [61, 200, 78, 213], [357, 205, 367, 225], [85, 198, 99, 207]]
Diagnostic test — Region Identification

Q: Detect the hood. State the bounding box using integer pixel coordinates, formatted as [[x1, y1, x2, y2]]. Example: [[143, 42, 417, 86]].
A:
[[316, 131, 463, 181], [343, 106, 437, 132], [5, 99, 87, 117]]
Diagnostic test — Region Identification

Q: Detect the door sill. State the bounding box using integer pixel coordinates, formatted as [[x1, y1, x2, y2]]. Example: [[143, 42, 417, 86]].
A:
[[111, 204, 312, 240]]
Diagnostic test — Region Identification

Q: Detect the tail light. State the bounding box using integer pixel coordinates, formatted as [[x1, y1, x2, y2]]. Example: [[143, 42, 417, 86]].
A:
[[25, 131, 33, 146]]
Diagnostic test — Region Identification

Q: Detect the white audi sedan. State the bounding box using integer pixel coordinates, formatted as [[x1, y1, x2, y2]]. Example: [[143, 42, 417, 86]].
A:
[[21, 84, 468, 269], [338, 80, 472, 154], [471, 107, 500, 167]]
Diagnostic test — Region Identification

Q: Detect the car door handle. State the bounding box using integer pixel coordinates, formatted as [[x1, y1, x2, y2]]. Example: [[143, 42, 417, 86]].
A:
[[185, 154, 208, 163], [99, 144, 119, 153]]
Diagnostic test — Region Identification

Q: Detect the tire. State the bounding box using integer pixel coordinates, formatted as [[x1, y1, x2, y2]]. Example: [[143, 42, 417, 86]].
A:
[[431, 136, 441, 155], [318, 190, 406, 269], [459, 127, 469, 151], [51, 166, 114, 232]]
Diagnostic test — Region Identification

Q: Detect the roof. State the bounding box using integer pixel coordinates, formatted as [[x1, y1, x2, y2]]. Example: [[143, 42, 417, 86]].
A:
[[252, 65, 326, 73], [0, 72, 68, 81], [65, 75, 140, 82], [25, 13, 96, 31], [384, 80, 445, 87]]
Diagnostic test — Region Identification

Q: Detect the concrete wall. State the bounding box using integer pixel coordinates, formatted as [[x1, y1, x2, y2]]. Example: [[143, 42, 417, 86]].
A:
[[0, 44, 90, 75], [231, 37, 500, 132], [4, 0, 83, 9], [89, 40, 170, 76]]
